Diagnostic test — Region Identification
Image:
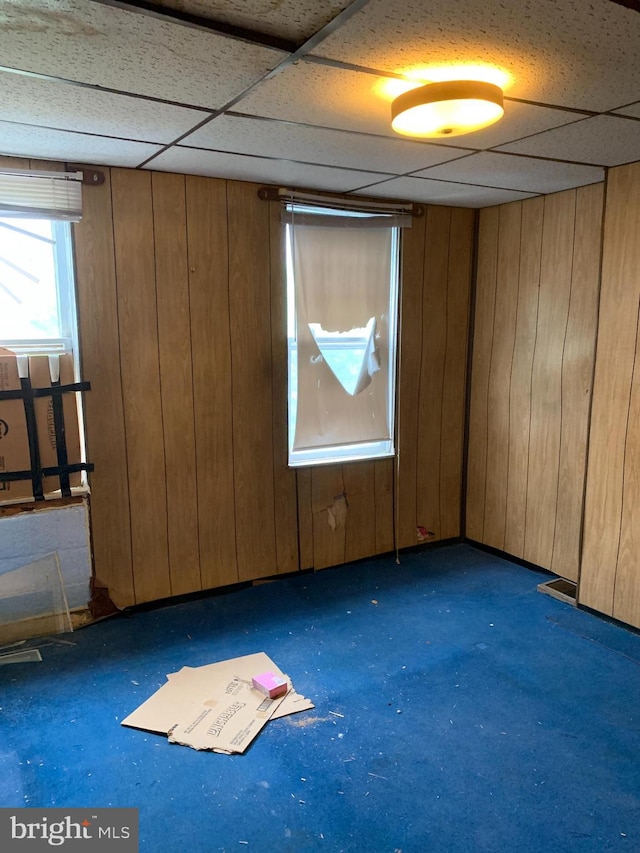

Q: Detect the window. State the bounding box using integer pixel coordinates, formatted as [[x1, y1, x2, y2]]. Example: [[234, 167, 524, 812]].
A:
[[0, 217, 77, 355], [285, 200, 406, 467], [0, 168, 86, 500], [0, 169, 81, 356]]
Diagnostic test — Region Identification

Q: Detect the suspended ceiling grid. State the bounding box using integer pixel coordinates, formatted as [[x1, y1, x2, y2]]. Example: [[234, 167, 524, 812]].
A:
[[0, 0, 639, 207]]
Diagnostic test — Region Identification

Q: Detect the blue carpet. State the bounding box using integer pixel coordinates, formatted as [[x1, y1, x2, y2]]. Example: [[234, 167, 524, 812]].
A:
[[1, 543, 639, 852]]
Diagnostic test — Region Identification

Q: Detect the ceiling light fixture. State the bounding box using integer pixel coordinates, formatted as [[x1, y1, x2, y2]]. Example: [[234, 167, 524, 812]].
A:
[[391, 79, 504, 138]]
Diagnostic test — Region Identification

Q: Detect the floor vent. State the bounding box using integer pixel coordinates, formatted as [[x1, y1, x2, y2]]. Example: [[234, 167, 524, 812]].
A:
[[537, 577, 577, 606]]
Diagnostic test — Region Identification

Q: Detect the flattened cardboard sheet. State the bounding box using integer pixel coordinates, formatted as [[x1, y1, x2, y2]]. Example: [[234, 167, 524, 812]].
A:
[[121, 652, 314, 754]]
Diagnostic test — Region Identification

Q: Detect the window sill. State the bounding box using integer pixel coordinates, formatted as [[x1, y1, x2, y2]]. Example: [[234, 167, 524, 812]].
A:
[[288, 447, 395, 468], [0, 484, 90, 513]]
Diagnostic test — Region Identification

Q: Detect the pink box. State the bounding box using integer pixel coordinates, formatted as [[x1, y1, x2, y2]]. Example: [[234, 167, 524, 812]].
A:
[[252, 672, 288, 699]]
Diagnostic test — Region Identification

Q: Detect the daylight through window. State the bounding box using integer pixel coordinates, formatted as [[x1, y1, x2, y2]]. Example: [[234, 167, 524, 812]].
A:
[[0, 218, 77, 354], [0, 168, 82, 357]]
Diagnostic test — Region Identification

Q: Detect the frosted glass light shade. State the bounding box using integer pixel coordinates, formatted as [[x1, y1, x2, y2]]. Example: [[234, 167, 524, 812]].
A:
[[391, 80, 504, 138]]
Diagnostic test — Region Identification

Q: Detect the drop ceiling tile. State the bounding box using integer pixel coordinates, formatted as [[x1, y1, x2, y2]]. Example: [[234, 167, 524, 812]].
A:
[[444, 102, 582, 151], [353, 176, 537, 208], [416, 152, 604, 194], [312, 0, 640, 112], [152, 0, 352, 43], [0, 71, 208, 144], [0, 121, 162, 167], [149, 147, 394, 192], [181, 114, 467, 174], [496, 115, 640, 167], [235, 60, 585, 147], [613, 102, 640, 119], [0, 0, 284, 109]]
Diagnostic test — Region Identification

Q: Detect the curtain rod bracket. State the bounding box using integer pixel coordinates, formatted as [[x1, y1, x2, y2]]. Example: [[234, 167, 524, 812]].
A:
[[66, 165, 105, 186]]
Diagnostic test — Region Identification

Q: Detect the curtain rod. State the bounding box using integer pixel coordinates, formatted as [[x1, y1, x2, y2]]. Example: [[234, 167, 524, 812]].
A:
[[0, 166, 104, 186], [0, 168, 83, 181], [257, 186, 424, 217]]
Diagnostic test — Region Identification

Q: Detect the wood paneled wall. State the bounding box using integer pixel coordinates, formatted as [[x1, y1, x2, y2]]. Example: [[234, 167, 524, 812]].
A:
[[581, 162, 640, 628], [466, 184, 604, 581], [73, 167, 473, 607], [398, 205, 474, 548], [75, 171, 299, 606], [12, 151, 640, 631], [297, 205, 474, 570]]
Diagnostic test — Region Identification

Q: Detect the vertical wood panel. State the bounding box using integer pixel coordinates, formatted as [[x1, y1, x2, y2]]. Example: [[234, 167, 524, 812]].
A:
[[151, 172, 201, 596], [186, 176, 238, 589], [396, 212, 425, 548], [483, 202, 521, 550], [0, 155, 29, 169], [344, 461, 376, 563], [111, 169, 170, 603], [614, 327, 640, 627], [469, 187, 602, 582], [29, 159, 63, 172], [551, 183, 603, 581], [504, 197, 543, 558], [311, 465, 346, 570], [524, 190, 575, 569], [416, 206, 450, 539], [582, 164, 640, 619], [612, 168, 640, 628], [466, 207, 499, 541], [311, 461, 379, 569], [296, 469, 314, 570], [74, 168, 135, 608], [440, 208, 473, 539], [269, 200, 299, 574], [228, 182, 278, 581], [374, 458, 395, 554]]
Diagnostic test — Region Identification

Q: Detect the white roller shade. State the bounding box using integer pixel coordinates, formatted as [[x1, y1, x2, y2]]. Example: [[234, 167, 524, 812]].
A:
[[0, 169, 83, 221], [287, 204, 400, 466]]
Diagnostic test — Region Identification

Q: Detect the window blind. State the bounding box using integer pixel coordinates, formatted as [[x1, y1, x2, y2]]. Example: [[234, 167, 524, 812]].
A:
[[0, 169, 83, 221]]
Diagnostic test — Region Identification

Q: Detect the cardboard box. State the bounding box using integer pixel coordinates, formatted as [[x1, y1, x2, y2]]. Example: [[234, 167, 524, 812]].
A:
[[0, 350, 29, 502], [252, 671, 288, 699], [0, 348, 82, 502]]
